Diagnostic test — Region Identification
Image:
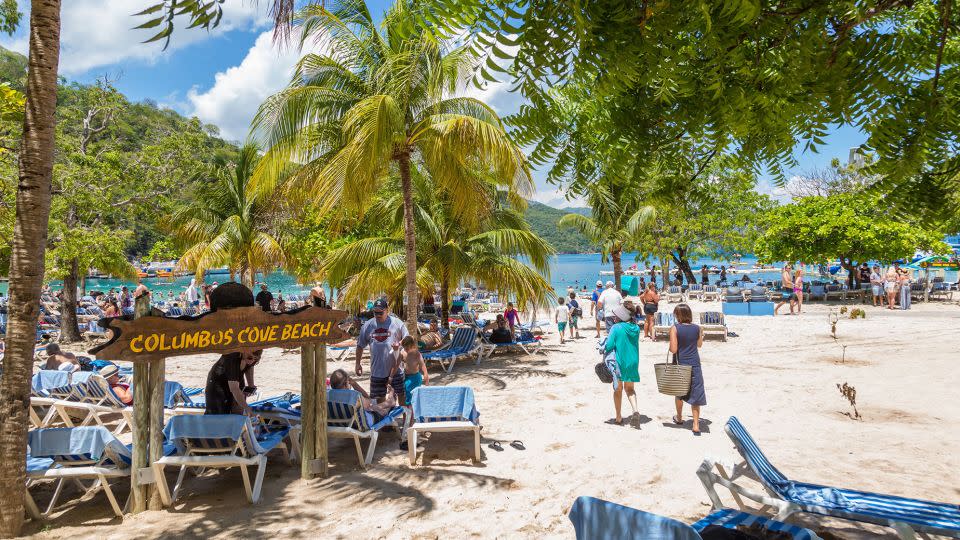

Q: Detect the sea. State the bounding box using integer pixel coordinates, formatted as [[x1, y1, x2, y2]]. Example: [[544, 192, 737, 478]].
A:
[[3, 252, 954, 299]]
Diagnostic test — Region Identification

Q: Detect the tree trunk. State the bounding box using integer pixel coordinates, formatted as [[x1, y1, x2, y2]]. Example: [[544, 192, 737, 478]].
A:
[[660, 257, 671, 286], [440, 270, 450, 330], [840, 256, 857, 288], [612, 249, 623, 295], [0, 2, 62, 536], [397, 152, 419, 334], [671, 248, 697, 285], [59, 257, 82, 342]]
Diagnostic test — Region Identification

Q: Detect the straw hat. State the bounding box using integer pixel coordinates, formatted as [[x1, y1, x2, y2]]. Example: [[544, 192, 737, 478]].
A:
[[99, 364, 119, 379]]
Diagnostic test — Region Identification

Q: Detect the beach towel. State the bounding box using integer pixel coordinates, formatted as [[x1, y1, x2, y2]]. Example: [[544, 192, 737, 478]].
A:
[[410, 386, 479, 424], [31, 370, 70, 395], [568, 496, 701, 540], [29, 426, 132, 464]]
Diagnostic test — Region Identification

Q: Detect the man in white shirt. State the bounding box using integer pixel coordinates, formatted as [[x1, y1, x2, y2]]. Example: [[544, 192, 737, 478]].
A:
[[596, 280, 623, 332], [554, 297, 570, 344]]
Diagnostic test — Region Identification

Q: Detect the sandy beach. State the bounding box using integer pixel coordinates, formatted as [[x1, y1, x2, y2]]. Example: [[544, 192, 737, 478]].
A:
[[24, 299, 960, 539]]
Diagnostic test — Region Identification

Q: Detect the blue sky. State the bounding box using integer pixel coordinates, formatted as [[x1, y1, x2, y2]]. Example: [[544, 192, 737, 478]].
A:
[[0, 0, 864, 207]]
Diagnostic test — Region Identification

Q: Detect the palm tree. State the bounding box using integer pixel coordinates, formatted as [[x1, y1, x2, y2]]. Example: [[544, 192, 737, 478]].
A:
[[559, 181, 654, 294], [0, 1, 62, 534], [251, 0, 532, 331], [167, 143, 286, 288], [319, 173, 554, 328]]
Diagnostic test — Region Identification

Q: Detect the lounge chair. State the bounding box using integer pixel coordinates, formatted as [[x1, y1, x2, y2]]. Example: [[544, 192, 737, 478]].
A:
[[478, 329, 543, 360], [824, 284, 845, 301], [701, 285, 719, 302], [697, 417, 960, 539], [652, 312, 675, 341], [52, 374, 135, 435], [909, 282, 926, 302], [929, 281, 954, 301], [699, 312, 727, 341], [568, 496, 820, 540], [407, 386, 481, 465], [26, 426, 170, 518], [30, 370, 72, 428], [687, 283, 703, 300], [808, 284, 827, 301], [747, 286, 769, 301], [154, 414, 298, 505], [666, 286, 685, 303], [421, 326, 479, 373], [326, 388, 405, 467]]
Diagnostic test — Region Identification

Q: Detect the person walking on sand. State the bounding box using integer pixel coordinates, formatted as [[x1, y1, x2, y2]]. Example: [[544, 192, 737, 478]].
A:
[[885, 264, 900, 309], [669, 304, 706, 435], [605, 304, 640, 425], [554, 296, 570, 344], [774, 264, 794, 316], [870, 264, 884, 306], [640, 282, 660, 340], [597, 280, 623, 332], [898, 267, 912, 310], [700, 265, 709, 285], [793, 264, 805, 314], [568, 291, 581, 339], [590, 280, 604, 338]]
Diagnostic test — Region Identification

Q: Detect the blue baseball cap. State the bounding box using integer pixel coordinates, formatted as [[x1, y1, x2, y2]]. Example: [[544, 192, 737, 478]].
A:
[[373, 298, 388, 312]]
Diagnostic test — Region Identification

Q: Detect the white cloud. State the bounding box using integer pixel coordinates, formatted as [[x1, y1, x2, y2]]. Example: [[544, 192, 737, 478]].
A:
[[529, 186, 586, 208], [186, 30, 304, 142], [1, 0, 268, 75]]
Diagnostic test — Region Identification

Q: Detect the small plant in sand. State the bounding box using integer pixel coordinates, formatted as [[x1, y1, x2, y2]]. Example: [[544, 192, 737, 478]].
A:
[[828, 310, 839, 338], [837, 382, 862, 420], [839, 306, 848, 315], [849, 308, 865, 319]]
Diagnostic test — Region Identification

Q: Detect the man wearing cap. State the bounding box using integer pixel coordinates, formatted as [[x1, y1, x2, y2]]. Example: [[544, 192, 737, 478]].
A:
[[597, 280, 623, 333], [99, 365, 133, 405], [255, 284, 274, 312], [356, 298, 409, 403], [590, 280, 604, 338]]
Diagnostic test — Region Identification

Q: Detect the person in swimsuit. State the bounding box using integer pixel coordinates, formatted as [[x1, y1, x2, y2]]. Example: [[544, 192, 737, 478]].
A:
[[793, 264, 804, 314], [885, 265, 899, 309], [640, 282, 660, 340], [774, 264, 794, 315]]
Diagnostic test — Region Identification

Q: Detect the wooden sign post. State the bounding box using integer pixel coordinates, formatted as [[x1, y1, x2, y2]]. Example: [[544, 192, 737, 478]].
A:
[[89, 305, 351, 500]]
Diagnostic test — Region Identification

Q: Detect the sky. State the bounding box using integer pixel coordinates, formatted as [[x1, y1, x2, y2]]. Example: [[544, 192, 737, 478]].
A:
[[0, 0, 866, 208]]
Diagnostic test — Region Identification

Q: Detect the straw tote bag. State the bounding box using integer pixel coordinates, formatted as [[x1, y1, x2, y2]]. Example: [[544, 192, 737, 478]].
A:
[[654, 351, 692, 396]]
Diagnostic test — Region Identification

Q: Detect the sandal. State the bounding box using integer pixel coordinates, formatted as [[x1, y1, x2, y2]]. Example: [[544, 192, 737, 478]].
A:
[[487, 441, 504, 451], [672, 415, 683, 425], [510, 440, 526, 450]]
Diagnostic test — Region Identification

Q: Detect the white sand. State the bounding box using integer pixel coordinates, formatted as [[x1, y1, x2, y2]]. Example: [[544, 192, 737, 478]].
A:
[[26, 300, 960, 539]]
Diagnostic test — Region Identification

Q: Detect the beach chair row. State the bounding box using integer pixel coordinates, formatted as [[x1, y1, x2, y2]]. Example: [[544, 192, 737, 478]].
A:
[[651, 311, 727, 342]]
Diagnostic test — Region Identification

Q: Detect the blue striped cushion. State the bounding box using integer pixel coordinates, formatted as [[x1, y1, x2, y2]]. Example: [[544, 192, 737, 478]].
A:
[[691, 509, 815, 540], [185, 437, 235, 451], [726, 417, 791, 490]]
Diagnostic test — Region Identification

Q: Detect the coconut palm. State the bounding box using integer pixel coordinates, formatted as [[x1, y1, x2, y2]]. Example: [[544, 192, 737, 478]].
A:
[[167, 143, 286, 288], [320, 173, 554, 327], [559, 181, 654, 294], [251, 0, 532, 331]]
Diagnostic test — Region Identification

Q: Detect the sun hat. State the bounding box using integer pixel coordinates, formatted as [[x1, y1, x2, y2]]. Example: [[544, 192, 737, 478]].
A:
[[99, 364, 120, 379], [612, 305, 632, 322]]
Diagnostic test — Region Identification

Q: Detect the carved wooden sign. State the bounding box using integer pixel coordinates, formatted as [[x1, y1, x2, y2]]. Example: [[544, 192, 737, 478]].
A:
[[89, 306, 351, 361]]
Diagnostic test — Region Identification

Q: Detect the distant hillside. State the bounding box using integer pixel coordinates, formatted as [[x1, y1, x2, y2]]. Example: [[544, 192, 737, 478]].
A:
[[524, 201, 598, 253], [0, 46, 27, 89]]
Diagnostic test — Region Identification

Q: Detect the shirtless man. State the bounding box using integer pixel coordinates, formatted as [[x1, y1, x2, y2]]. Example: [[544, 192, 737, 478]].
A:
[[309, 282, 327, 307], [43, 343, 79, 372], [774, 264, 795, 316]]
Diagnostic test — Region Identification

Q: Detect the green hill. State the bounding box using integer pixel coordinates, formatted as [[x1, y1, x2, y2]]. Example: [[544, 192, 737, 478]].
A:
[[523, 201, 598, 253], [0, 45, 27, 88]]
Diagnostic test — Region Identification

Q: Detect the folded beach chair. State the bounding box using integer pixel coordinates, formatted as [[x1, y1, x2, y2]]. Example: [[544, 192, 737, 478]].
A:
[[667, 285, 685, 303], [568, 496, 820, 540], [154, 414, 298, 505], [652, 312, 675, 341], [929, 281, 954, 301], [325, 388, 404, 467], [422, 326, 479, 373], [687, 283, 703, 300], [702, 285, 719, 302], [26, 426, 171, 518], [697, 417, 960, 539], [407, 386, 481, 465], [699, 311, 727, 342], [748, 286, 769, 301], [824, 284, 845, 301]]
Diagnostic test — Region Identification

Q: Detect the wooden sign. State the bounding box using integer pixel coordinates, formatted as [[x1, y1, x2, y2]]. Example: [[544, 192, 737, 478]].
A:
[[89, 306, 351, 361]]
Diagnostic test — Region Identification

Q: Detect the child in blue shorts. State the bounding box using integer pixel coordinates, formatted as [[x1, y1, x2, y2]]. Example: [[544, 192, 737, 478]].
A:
[[391, 336, 429, 406]]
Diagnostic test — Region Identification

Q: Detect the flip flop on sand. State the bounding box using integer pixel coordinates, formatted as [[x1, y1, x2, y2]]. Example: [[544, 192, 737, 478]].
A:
[[672, 415, 683, 425], [488, 441, 504, 451], [510, 440, 525, 450], [604, 418, 624, 426]]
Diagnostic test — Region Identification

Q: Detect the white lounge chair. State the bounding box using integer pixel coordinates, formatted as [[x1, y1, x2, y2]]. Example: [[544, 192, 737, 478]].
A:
[[154, 414, 298, 505], [407, 386, 481, 465], [652, 312, 675, 341], [702, 285, 720, 302], [422, 326, 480, 373], [699, 311, 727, 341], [697, 417, 960, 539], [326, 388, 405, 467], [666, 286, 685, 303]]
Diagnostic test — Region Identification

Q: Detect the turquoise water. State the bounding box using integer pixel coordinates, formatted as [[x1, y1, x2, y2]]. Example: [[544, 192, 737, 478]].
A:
[[5, 252, 954, 299]]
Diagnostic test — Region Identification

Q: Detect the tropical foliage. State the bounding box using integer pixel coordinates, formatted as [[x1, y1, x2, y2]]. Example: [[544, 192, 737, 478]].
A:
[[168, 143, 286, 288], [755, 193, 948, 283], [252, 0, 532, 331]]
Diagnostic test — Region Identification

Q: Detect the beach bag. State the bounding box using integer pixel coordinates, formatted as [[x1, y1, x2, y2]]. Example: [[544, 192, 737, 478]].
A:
[[594, 361, 613, 384], [653, 352, 692, 397]]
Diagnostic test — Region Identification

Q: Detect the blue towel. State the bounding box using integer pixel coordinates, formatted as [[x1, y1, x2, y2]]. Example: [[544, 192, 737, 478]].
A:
[[604, 350, 622, 390], [28, 426, 132, 465], [568, 496, 701, 540], [410, 386, 479, 424], [70, 371, 95, 385], [32, 370, 70, 395], [26, 456, 54, 473], [164, 414, 271, 455]]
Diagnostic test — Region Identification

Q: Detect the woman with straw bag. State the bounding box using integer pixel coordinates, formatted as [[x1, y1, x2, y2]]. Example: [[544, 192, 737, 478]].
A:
[[669, 303, 706, 435]]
